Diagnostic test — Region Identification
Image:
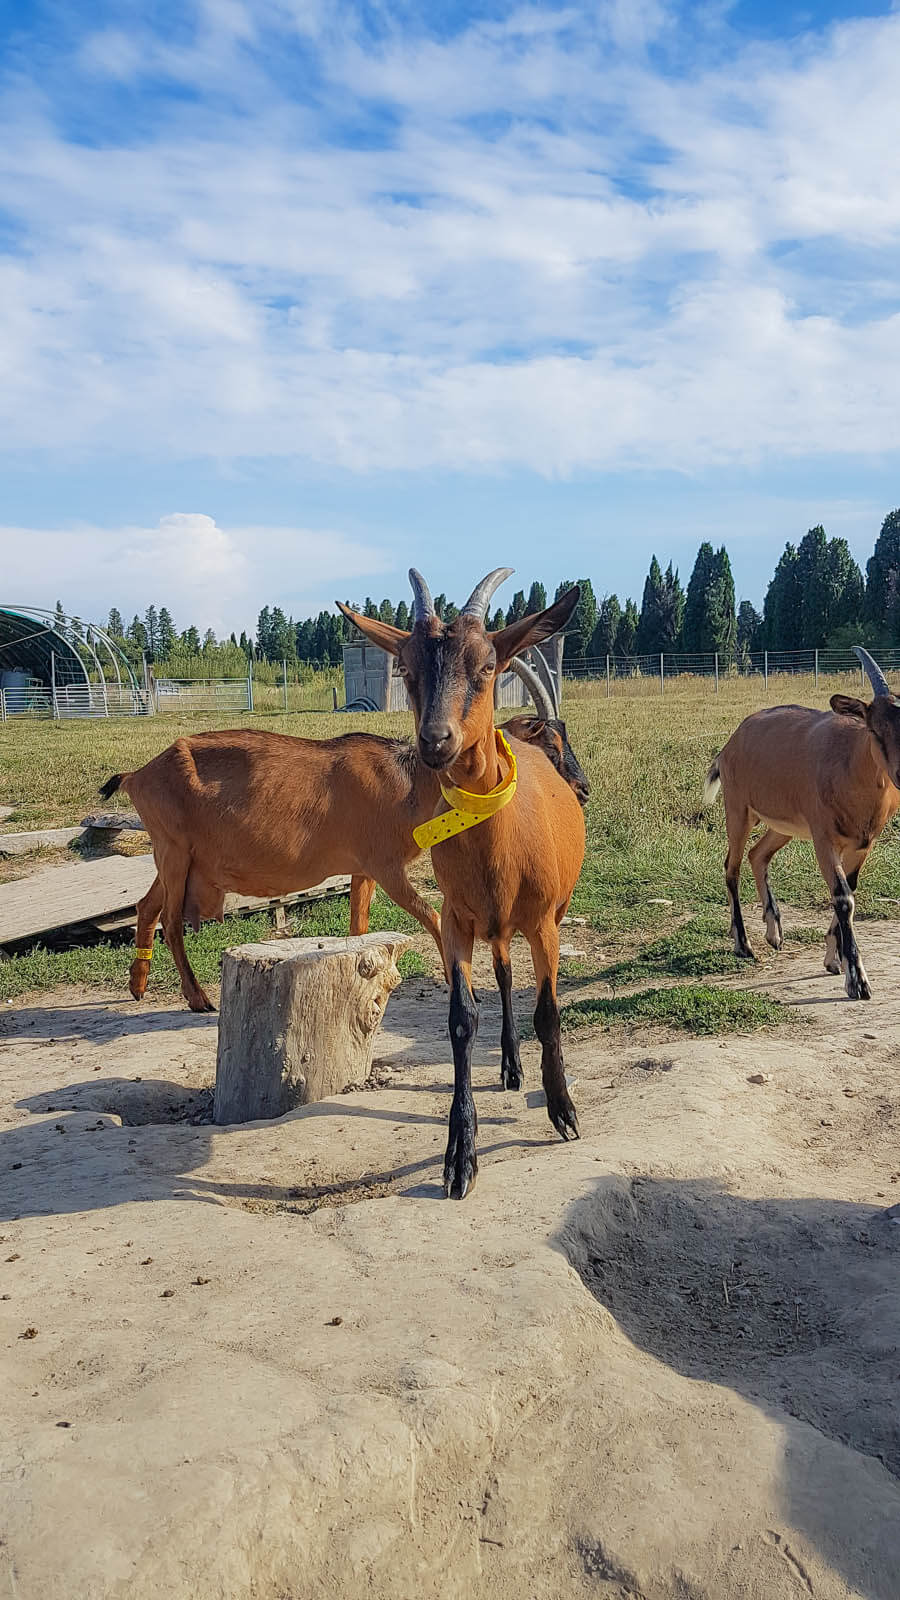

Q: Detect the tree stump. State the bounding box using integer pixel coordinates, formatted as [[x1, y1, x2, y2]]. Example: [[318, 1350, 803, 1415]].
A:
[[213, 932, 411, 1124]]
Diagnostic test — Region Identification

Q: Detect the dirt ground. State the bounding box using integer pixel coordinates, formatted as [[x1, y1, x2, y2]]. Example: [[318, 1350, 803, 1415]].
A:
[[2, 915, 900, 1599]]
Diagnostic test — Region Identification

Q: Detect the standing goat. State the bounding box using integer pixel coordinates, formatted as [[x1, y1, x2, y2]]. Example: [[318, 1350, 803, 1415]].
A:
[[339, 568, 585, 1199], [704, 646, 900, 999], [99, 658, 578, 1012]]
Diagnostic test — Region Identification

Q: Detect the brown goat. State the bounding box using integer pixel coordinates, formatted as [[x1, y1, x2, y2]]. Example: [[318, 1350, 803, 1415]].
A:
[[100, 662, 582, 1013], [340, 567, 585, 1199], [705, 646, 900, 1000]]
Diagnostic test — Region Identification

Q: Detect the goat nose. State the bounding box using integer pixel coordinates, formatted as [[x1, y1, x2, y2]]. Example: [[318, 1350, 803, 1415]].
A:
[[420, 723, 453, 760]]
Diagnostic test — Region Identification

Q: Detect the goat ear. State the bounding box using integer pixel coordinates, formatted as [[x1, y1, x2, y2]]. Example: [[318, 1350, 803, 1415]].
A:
[[830, 694, 868, 721], [336, 603, 410, 657], [491, 586, 580, 668]]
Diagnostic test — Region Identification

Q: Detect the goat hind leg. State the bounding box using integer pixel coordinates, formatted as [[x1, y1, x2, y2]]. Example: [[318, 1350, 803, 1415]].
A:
[[723, 805, 754, 958], [748, 828, 790, 950], [349, 875, 377, 935], [492, 938, 522, 1090], [130, 875, 163, 1000], [527, 917, 578, 1142], [159, 852, 215, 1013]]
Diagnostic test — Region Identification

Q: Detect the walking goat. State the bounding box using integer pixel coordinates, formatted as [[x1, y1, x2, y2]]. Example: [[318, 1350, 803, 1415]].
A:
[[704, 646, 900, 999], [100, 658, 582, 1012], [339, 568, 585, 1199]]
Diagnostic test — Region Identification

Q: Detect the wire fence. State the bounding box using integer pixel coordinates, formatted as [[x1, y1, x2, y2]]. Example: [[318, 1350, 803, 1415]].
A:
[[563, 648, 900, 696]]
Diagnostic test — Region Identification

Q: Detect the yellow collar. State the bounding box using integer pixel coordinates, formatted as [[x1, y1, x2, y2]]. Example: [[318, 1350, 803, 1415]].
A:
[[413, 729, 518, 850]]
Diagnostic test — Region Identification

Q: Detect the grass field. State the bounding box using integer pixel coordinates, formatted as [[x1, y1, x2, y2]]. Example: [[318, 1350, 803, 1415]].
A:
[[2, 670, 898, 1013]]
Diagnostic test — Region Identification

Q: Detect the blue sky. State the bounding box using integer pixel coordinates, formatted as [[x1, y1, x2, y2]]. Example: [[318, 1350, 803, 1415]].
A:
[[2, 0, 899, 633]]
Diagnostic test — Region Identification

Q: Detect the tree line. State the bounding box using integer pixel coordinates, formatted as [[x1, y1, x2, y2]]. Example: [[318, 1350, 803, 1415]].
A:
[[90, 507, 900, 673]]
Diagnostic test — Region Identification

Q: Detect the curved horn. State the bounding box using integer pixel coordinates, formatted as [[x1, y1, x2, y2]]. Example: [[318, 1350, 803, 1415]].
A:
[[508, 654, 555, 719], [853, 645, 892, 698], [408, 568, 435, 624], [461, 567, 514, 621]]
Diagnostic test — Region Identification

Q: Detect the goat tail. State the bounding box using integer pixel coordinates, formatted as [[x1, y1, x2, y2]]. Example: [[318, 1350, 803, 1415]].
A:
[[99, 772, 128, 801], [702, 758, 721, 807]]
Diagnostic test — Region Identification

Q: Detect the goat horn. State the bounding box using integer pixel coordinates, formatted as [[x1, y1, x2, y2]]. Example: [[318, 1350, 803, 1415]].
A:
[[461, 568, 514, 621], [508, 654, 555, 719], [853, 645, 892, 698], [408, 569, 436, 623]]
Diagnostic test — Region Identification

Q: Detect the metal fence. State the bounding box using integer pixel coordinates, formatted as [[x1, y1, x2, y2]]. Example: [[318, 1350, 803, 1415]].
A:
[[0, 683, 152, 720], [154, 677, 252, 714], [563, 648, 900, 696]]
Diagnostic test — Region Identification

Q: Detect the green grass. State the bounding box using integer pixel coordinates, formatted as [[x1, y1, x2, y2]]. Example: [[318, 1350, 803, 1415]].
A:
[[0, 896, 429, 1003], [558, 984, 791, 1035], [4, 669, 900, 1024]]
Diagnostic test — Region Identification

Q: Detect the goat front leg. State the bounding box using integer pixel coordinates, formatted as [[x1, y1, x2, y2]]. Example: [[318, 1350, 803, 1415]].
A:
[[814, 839, 870, 1001], [528, 917, 579, 1141], [377, 867, 447, 979], [442, 913, 478, 1199], [723, 803, 754, 958], [130, 874, 163, 1000], [492, 938, 522, 1090]]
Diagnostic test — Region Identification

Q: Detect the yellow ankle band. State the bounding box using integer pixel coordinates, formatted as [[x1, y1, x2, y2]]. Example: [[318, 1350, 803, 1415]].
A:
[[134, 946, 154, 960]]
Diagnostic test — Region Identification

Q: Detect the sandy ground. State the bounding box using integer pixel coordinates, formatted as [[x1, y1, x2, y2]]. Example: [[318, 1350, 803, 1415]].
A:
[[2, 916, 900, 1598]]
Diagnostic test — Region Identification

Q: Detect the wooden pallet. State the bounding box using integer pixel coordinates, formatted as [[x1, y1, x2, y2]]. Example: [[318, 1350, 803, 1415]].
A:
[[0, 855, 351, 946]]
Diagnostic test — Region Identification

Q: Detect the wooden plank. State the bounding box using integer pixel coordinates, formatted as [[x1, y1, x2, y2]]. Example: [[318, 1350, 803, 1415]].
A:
[[0, 855, 157, 944], [0, 827, 84, 856], [0, 858, 353, 945]]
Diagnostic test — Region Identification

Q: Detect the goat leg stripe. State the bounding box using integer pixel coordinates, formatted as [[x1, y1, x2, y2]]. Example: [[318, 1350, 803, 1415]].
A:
[[413, 730, 517, 850]]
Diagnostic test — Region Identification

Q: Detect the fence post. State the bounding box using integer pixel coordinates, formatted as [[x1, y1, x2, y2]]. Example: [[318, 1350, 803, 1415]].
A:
[[815, 648, 819, 689], [332, 684, 338, 711], [247, 657, 254, 713], [606, 655, 610, 699], [764, 650, 768, 693], [51, 650, 59, 720], [714, 652, 719, 694], [660, 653, 664, 694], [0, 689, 5, 722], [283, 659, 288, 712]]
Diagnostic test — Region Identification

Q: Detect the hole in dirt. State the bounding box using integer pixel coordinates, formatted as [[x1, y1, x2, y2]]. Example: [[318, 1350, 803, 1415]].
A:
[[18, 1079, 214, 1127], [569, 1178, 900, 1477]]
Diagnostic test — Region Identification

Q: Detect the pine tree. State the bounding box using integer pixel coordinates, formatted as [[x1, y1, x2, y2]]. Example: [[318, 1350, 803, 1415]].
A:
[[378, 599, 395, 625], [736, 601, 762, 669], [433, 594, 446, 619], [182, 625, 201, 653], [635, 557, 665, 654], [202, 628, 216, 650], [229, 632, 237, 647], [144, 605, 159, 659], [363, 597, 379, 620], [158, 607, 176, 656], [443, 600, 460, 623], [270, 606, 292, 662], [505, 590, 527, 626], [865, 508, 900, 639], [705, 548, 736, 657], [526, 581, 547, 615], [295, 619, 314, 661], [590, 594, 621, 658], [488, 606, 506, 632], [681, 543, 715, 653], [394, 600, 410, 631], [562, 578, 597, 660], [107, 607, 125, 638], [256, 606, 273, 661], [128, 615, 148, 652], [239, 630, 250, 656], [762, 545, 801, 650], [615, 599, 639, 657]]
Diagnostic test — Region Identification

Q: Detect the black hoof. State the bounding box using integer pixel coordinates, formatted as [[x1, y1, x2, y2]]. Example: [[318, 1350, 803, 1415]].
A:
[[547, 1090, 580, 1142], [847, 976, 872, 1001], [443, 1100, 478, 1199], [735, 945, 755, 960], [501, 1059, 523, 1091]]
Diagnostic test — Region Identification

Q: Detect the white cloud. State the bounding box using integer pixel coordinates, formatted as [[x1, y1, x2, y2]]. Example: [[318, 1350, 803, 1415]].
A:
[[1, 4, 900, 475], [0, 516, 390, 633]]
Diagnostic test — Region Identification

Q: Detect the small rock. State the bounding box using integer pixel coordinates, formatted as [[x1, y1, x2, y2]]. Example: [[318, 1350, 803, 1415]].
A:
[[327, 1316, 343, 1326], [191, 1277, 210, 1286], [863, 1032, 877, 1041], [139, 1257, 153, 1266], [56, 1421, 71, 1428], [559, 945, 586, 960], [160, 1289, 175, 1298], [842, 1087, 859, 1098], [561, 915, 587, 926], [648, 898, 673, 906], [19, 1327, 38, 1340], [747, 1073, 771, 1086]]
